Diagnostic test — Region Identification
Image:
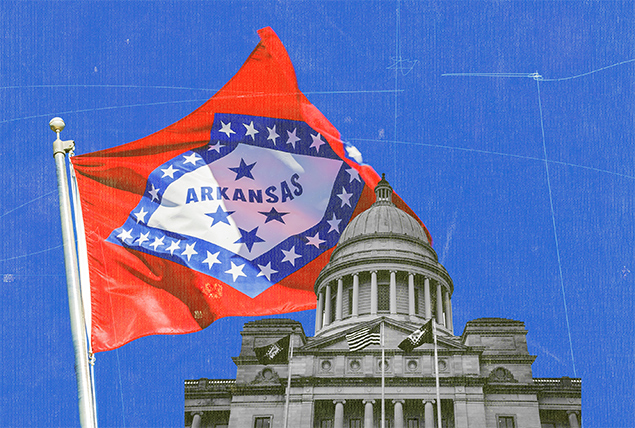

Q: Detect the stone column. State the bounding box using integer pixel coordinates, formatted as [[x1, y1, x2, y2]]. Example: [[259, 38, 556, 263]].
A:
[[333, 400, 346, 428], [370, 271, 378, 315], [363, 399, 375, 428], [424, 277, 432, 319], [390, 271, 397, 314], [444, 291, 453, 333], [436, 282, 444, 326], [336, 278, 343, 321], [408, 273, 415, 316], [392, 400, 404, 428], [315, 290, 324, 331], [423, 400, 435, 428], [567, 411, 580, 428], [352, 273, 359, 317], [324, 284, 332, 326], [190, 412, 203, 428]]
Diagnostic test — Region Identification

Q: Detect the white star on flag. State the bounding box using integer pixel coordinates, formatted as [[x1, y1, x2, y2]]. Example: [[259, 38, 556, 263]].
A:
[[149, 236, 164, 250], [337, 187, 353, 207], [148, 184, 160, 202], [134, 207, 148, 223], [202, 251, 221, 269], [243, 121, 259, 140], [208, 141, 223, 153], [219, 121, 235, 137], [256, 262, 278, 281], [306, 231, 325, 248], [137, 231, 150, 245], [267, 125, 280, 143], [281, 245, 302, 266], [345, 167, 361, 182], [182, 243, 198, 261], [225, 261, 246, 282], [310, 133, 325, 152], [166, 240, 181, 255], [161, 165, 177, 179], [286, 128, 301, 148], [327, 213, 341, 233], [183, 153, 201, 165], [117, 228, 133, 242]]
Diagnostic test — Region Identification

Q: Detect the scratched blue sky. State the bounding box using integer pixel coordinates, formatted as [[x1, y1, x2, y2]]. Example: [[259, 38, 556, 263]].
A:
[[1, 2, 633, 427]]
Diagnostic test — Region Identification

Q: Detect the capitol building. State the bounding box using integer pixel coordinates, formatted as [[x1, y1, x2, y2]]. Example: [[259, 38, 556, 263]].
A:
[[184, 177, 581, 428]]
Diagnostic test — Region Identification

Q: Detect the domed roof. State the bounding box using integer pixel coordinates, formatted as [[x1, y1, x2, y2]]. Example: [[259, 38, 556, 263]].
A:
[[339, 175, 431, 246]]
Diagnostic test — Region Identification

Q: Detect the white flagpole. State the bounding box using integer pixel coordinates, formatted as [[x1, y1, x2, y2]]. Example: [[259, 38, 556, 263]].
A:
[[68, 162, 99, 428], [381, 321, 385, 428], [433, 320, 442, 428], [283, 329, 295, 428], [51, 117, 97, 428]]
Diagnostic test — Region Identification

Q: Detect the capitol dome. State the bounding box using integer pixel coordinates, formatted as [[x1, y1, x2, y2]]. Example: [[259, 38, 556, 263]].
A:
[[338, 174, 431, 246], [313, 175, 454, 336]]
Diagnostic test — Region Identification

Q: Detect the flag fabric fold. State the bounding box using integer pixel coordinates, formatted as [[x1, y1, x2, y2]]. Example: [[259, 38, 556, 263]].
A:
[[70, 27, 429, 353], [346, 325, 381, 352], [398, 319, 434, 352], [254, 335, 290, 365]]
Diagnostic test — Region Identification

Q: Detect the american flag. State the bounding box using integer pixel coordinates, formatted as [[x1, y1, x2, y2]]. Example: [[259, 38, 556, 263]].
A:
[[346, 325, 381, 352]]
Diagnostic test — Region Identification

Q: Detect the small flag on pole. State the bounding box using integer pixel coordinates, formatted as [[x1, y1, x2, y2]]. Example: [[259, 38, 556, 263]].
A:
[[254, 335, 291, 365], [346, 325, 381, 352], [398, 319, 434, 352]]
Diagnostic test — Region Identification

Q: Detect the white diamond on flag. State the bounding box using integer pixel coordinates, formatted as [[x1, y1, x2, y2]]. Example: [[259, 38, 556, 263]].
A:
[[148, 143, 342, 260]]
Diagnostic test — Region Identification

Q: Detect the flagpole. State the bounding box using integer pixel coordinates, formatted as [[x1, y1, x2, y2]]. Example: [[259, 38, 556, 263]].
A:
[[432, 320, 442, 428], [283, 329, 295, 428], [381, 320, 385, 428], [51, 117, 97, 428]]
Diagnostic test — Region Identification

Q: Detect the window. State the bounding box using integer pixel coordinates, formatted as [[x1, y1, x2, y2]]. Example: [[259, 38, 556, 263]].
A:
[[407, 419, 419, 428], [254, 416, 271, 428], [414, 288, 420, 315], [498, 416, 515, 428], [348, 288, 353, 316], [378, 285, 390, 311], [321, 420, 333, 428], [330, 294, 337, 322], [349, 419, 362, 428]]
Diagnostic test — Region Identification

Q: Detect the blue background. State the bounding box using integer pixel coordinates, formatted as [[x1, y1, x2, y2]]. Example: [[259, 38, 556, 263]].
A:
[[1, 1, 633, 426]]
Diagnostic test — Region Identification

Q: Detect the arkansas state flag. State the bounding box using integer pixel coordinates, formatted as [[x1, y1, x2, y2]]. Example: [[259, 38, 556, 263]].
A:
[[71, 27, 430, 352]]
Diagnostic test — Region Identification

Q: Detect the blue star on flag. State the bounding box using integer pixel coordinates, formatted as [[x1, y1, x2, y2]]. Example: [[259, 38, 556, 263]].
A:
[[258, 207, 290, 224], [234, 227, 265, 252], [229, 158, 257, 180], [206, 206, 235, 226]]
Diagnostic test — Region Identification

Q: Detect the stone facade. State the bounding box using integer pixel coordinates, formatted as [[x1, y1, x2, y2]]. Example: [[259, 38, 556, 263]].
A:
[[185, 177, 581, 428]]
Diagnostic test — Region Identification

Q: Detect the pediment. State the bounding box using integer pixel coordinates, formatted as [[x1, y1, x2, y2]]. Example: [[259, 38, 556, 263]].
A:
[[300, 318, 468, 353]]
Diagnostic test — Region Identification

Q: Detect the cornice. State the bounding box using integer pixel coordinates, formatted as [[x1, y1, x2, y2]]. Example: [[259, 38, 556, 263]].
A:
[[480, 355, 537, 365], [292, 375, 487, 388], [483, 382, 541, 395]]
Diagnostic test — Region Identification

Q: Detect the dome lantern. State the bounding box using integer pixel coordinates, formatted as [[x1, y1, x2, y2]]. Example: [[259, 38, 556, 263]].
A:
[[374, 173, 394, 206]]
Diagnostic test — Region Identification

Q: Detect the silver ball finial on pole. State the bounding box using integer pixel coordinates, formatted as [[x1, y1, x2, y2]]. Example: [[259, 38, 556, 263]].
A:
[[51, 118, 75, 156], [50, 117, 66, 133]]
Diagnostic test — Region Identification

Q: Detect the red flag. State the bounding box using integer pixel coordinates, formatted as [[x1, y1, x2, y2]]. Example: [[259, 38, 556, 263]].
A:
[[71, 27, 430, 352]]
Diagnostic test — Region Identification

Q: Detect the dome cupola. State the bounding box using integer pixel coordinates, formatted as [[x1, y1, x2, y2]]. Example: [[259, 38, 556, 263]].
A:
[[313, 176, 454, 336]]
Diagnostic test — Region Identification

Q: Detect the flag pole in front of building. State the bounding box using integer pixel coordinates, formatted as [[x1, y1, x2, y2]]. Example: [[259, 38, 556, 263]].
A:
[[283, 328, 295, 428], [381, 320, 385, 428], [50, 117, 98, 428], [432, 320, 442, 428]]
